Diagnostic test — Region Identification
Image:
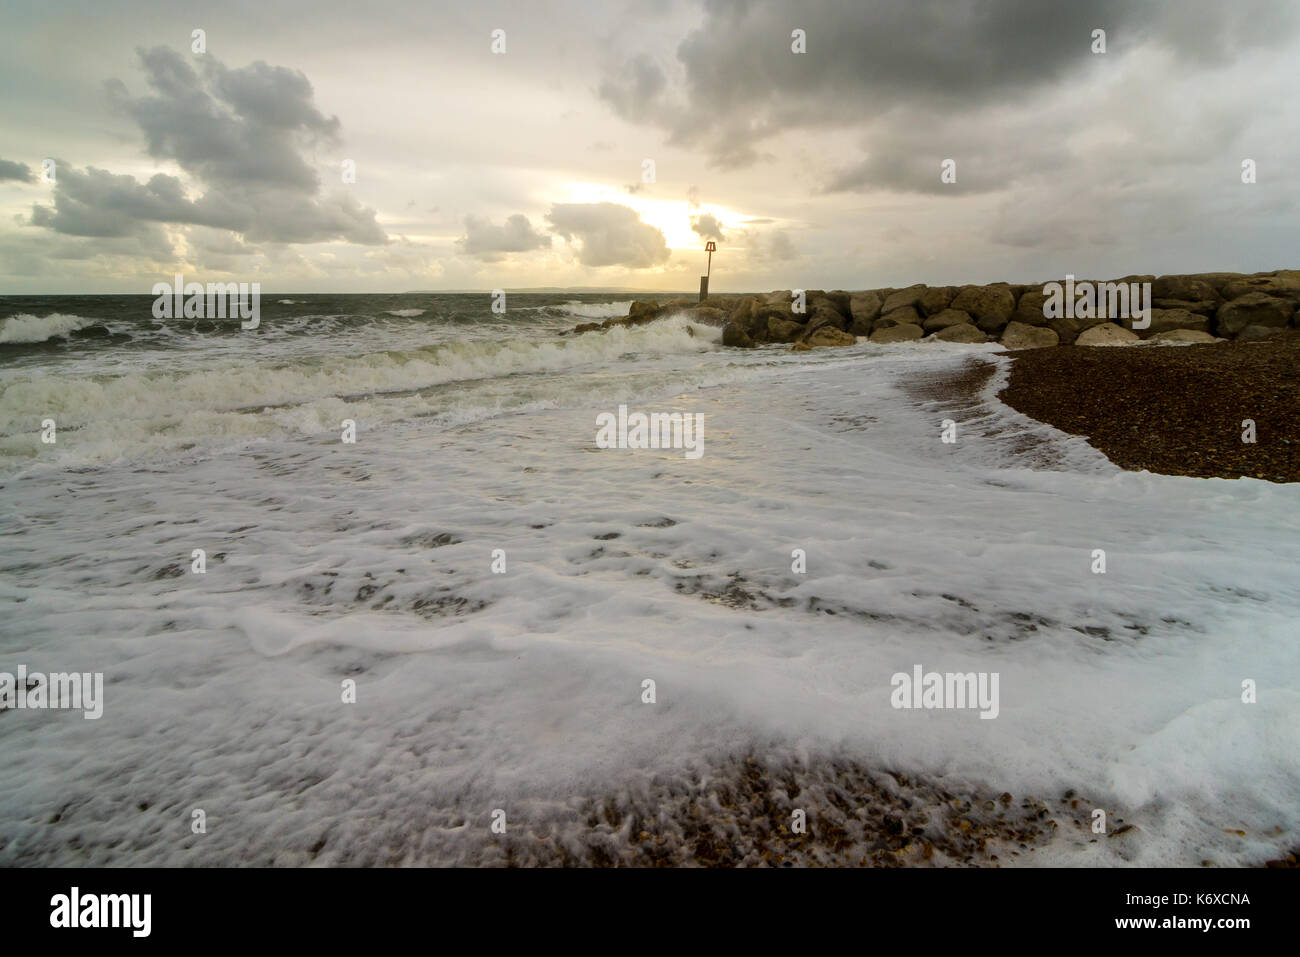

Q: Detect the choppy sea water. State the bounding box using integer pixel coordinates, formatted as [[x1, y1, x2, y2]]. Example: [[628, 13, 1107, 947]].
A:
[[1, 294, 1297, 865]]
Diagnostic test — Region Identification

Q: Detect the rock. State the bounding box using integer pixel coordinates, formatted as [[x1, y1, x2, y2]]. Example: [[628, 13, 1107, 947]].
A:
[[950, 284, 1016, 334], [628, 300, 659, 318], [789, 341, 812, 351], [918, 287, 958, 316], [1129, 308, 1209, 338], [1152, 298, 1219, 317], [721, 321, 754, 348], [1148, 329, 1222, 344], [921, 308, 974, 333], [804, 305, 850, 334], [1000, 321, 1060, 349], [1220, 272, 1300, 303], [765, 316, 804, 343], [928, 323, 987, 343], [1236, 324, 1285, 341], [765, 290, 793, 307], [881, 284, 927, 314], [875, 305, 922, 328], [849, 291, 883, 334], [1012, 291, 1052, 326], [802, 325, 857, 348], [728, 296, 762, 333], [687, 306, 728, 327], [1049, 312, 1111, 345], [821, 290, 854, 318], [868, 323, 923, 344], [1075, 322, 1141, 346], [1152, 275, 1222, 303], [1215, 293, 1294, 335]]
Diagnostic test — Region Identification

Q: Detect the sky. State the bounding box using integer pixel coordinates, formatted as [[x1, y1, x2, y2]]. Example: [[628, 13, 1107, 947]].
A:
[[2, 0, 1299, 293]]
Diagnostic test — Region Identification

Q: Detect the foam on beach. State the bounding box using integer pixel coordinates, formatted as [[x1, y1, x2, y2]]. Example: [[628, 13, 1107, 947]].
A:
[[2, 334, 1296, 866]]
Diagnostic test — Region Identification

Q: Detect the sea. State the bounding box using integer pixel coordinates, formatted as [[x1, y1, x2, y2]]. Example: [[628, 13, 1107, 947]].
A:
[[1, 293, 1297, 865]]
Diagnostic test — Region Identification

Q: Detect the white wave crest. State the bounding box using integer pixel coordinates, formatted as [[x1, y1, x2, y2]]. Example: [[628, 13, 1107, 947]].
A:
[[385, 308, 426, 317], [0, 313, 98, 344], [556, 300, 633, 319]]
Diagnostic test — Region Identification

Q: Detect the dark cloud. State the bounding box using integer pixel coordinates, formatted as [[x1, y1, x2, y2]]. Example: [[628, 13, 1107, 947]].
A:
[[690, 213, 724, 242], [0, 159, 35, 183], [545, 202, 669, 268], [458, 213, 552, 260], [599, 0, 1300, 178], [28, 47, 387, 246]]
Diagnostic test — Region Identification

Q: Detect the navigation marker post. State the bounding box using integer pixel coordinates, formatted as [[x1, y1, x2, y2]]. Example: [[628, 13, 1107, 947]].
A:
[[699, 240, 716, 301]]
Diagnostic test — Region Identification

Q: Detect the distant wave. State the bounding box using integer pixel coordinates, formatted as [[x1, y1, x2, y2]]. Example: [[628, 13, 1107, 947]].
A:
[[385, 308, 426, 317], [0, 313, 98, 344], [277, 299, 301, 304], [554, 300, 632, 319]]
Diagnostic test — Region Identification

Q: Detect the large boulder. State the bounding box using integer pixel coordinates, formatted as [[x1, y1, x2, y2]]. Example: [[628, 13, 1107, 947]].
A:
[[804, 304, 850, 334], [1128, 308, 1209, 339], [1000, 321, 1059, 350], [628, 300, 659, 318], [928, 323, 987, 343], [1152, 275, 1222, 303], [1075, 322, 1141, 346], [950, 284, 1017, 334], [1220, 272, 1300, 303], [918, 286, 958, 317], [1236, 324, 1285, 341], [875, 305, 922, 328], [849, 291, 884, 334], [802, 325, 857, 348], [1152, 298, 1219, 317], [1148, 329, 1222, 344], [868, 323, 923, 344], [728, 296, 763, 334], [881, 284, 927, 314], [690, 306, 730, 327], [1049, 312, 1111, 344], [1012, 291, 1052, 326], [821, 290, 854, 318], [765, 316, 804, 343], [721, 321, 754, 348], [921, 308, 974, 333], [1215, 293, 1293, 336]]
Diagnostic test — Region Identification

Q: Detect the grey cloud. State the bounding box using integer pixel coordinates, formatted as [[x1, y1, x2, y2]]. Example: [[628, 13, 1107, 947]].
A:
[[546, 202, 669, 268], [752, 230, 798, 263], [0, 159, 35, 183], [458, 214, 552, 260], [28, 47, 387, 246]]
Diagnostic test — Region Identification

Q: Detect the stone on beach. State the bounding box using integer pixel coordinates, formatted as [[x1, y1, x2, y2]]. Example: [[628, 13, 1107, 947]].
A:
[[1000, 321, 1059, 350], [869, 323, 924, 343], [1075, 323, 1141, 346]]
